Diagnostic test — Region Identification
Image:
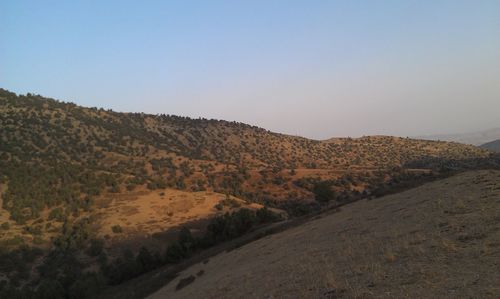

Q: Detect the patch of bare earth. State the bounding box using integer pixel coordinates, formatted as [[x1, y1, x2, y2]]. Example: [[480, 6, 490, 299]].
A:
[[149, 170, 500, 299], [95, 188, 261, 251]]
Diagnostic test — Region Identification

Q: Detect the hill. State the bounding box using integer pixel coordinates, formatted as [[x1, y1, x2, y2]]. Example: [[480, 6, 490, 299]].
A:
[[0, 88, 491, 222], [481, 139, 500, 153], [0, 89, 492, 231], [149, 170, 500, 299], [0, 88, 497, 298]]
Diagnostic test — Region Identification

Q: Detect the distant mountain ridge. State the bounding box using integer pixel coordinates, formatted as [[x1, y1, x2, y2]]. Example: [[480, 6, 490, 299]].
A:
[[417, 127, 500, 146], [481, 139, 500, 152]]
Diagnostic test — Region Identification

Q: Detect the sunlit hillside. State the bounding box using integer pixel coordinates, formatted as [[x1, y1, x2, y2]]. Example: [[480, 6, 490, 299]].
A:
[[0, 89, 497, 298]]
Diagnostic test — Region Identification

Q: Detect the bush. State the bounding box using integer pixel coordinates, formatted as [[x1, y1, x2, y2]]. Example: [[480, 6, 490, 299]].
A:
[[256, 207, 282, 223], [48, 207, 65, 222], [176, 275, 195, 290], [135, 247, 156, 272], [313, 181, 336, 203], [221, 196, 241, 208], [67, 273, 106, 299], [280, 200, 321, 217], [87, 238, 104, 257], [111, 225, 123, 234], [1, 222, 10, 230], [205, 208, 268, 243], [164, 242, 187, 264], [35, 279, 66, 299]]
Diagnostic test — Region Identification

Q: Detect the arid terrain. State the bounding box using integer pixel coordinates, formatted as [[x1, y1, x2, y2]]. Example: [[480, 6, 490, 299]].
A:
[[3, 0, 500, 297], [94, 189, 264, 252], [1, 89, 499, 298], [149, 170, 500, 299], [1, 89, 493, 251]]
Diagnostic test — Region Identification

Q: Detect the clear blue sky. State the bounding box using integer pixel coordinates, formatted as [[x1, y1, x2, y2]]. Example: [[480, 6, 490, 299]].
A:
[[1, 1, 499, 139]]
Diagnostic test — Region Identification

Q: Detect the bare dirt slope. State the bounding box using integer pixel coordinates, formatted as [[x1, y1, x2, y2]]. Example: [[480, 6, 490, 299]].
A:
[[149, 170, 500, 299]]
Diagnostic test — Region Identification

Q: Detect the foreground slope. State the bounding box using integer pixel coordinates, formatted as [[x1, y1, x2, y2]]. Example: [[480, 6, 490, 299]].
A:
[[150, 170, 500, 299]]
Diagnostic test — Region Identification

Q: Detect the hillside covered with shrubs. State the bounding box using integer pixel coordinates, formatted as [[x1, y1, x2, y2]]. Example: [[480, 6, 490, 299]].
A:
[[0, 89, 498, 298], [0, 89, 492, 223]]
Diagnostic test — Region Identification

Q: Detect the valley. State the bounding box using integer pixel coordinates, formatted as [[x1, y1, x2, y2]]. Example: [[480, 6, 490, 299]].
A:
[[0, 89, 499, 298]]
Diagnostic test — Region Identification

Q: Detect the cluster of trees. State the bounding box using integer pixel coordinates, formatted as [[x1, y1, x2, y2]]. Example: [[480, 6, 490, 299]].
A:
[[0, 207, 281, 298], [0, 160, 120, 223], [0, 245, 43, 288], [103, 207, 282, 285]]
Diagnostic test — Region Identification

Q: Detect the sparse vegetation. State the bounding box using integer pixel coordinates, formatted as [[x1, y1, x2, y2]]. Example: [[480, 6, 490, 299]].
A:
[[0, 89, 499, 298], [147, 170, 500, 299]]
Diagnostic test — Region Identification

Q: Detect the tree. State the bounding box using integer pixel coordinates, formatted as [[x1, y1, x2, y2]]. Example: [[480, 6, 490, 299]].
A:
[[87, 238, 104, 257], [35, 279, 65, 299], [164, 242, 186, 264], [256, 207, 281, 223], [178, 227, 195, 254], [135, 247, 155, 272], [313, 181, 335, 203]]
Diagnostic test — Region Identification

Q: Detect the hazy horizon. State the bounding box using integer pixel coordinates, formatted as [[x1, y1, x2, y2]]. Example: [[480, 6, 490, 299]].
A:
[[2, 1, 500, 139]]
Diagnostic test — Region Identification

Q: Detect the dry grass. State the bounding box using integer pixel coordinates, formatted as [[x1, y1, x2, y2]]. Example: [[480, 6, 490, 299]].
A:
[[148, 170, 500, 299], [92, 188, 263, 254]]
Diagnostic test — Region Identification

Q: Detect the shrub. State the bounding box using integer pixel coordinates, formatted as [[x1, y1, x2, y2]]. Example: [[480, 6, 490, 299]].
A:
[[256, 207, 282, 223], [48, 207, 65, 222], [135, 247, 155, 272], [68, 273, 106, 299], [164, 242, 187, 264], [313, 181, 336, 203], [87, 238, 104, 257], [176, 275, 195, 290], [1, 222, 10, 230], [111, 225, 123, 234], [35, 279, 66, 299]]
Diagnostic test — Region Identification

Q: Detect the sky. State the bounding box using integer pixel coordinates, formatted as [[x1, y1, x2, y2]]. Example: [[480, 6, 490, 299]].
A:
[[1, 0, 500, 139]]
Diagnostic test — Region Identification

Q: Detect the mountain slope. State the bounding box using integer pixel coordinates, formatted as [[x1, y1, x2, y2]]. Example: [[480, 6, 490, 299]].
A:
[[149, 170, 500, 299], [481, 139, 500, 153], [0, 88, 491, 225], [0, 89, 498, 298]]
